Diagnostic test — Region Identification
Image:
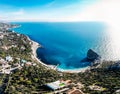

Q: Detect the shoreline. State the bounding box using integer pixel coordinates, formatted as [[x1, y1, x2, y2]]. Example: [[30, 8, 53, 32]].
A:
[[57, 66, 90, 73], [27, 36, 90, 73], [27, 36, 57, 69]]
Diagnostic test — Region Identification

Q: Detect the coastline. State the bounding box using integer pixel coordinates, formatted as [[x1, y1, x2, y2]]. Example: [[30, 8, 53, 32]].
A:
[[57, 66, 90, 73], [27, 36, 57, 69], [27, 36, 90, 73]]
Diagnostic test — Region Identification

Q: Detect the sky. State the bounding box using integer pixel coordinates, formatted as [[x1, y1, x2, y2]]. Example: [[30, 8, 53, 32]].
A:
[[0, 0, 120, 23], [0, 0, 98, 22]]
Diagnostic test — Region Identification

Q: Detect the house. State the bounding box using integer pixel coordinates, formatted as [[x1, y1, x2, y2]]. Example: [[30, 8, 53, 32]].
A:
[[2, 46, 8, 50], [0, 34, 4, 39], [46, 80, 65, 90], [21, 59, 27, 63], [0, 69, 11, 74], [20, 59, 27, 66], [46, 80, 85, 94], [32, 63, 37, 66], [21, 46, 25, 50], [0, 63, 11, 74], [89, 85, 105, 91], [67, 89, 84, 94], [2, 64, 11, 69], [0, 58, 7, 64], [17, 34, 20, 36], [5, 56, 13, 62], [115, 89, 120, 94], [25, 62, 32, 66]]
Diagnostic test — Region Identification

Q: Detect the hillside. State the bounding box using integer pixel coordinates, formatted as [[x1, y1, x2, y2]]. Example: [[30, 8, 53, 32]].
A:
[[0, 23, 119, 94]]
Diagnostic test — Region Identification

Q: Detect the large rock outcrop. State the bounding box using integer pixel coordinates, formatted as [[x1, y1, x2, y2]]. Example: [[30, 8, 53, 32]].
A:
[[87, 49, 101, 61], [108, 61, 120, 70]]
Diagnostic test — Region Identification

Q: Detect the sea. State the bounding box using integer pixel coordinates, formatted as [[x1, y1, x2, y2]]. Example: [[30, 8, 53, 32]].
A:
[[13, 22, 120, 70]]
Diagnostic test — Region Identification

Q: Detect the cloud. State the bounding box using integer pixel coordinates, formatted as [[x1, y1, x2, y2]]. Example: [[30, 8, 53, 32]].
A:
[[0, 0, 96, 22], [73, 0, 120, 22], [2, 0, 120, 23], [11, 9, 25, 15], [0, 9, 26, 22]]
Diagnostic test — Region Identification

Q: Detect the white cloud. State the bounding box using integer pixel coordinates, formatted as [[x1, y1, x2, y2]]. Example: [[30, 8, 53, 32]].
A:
[[73, 0, 120, 22], [0, 9, 26, 22], [11, 9, 25, 15], [1, 0, 120, 23]]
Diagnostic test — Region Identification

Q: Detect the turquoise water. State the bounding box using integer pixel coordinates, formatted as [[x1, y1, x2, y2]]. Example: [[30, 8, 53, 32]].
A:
[[13, 22, 110, 70]]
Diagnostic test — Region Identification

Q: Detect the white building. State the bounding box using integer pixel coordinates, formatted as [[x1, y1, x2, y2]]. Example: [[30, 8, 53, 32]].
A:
[[5, 56, 13, 62]]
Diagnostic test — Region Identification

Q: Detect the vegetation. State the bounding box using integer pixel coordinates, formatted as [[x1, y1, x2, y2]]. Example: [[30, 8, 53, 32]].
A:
[[5, 65, 60, 94], [0, 23, 119, 94], [61, 69, 120, 94], [3, 65, 120, 94], [0, 31, 32, 61]]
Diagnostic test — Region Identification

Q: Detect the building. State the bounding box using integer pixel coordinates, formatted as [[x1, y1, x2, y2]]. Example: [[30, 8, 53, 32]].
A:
[[46, 80, 71, 91], [25, 62, 32, 66], [46, 80, 85, 94], [0, 34, 4, 39], [67, 89, 84, 94], [0, 58, 7, 64], [20, 59, 27, 66], [115, 89, 120, 94], [46, 80, 65, 90], [21, 59, 27, 63], [32, 63, 37, 66], [89, 85, 105, 91], [5, 56, 13, 62], [20, 60, 33, 66], [0, 63, 11, 74]]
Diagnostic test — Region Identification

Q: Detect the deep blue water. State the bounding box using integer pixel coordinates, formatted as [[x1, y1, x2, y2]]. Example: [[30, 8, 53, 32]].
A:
[[13, 22, 110, 70]]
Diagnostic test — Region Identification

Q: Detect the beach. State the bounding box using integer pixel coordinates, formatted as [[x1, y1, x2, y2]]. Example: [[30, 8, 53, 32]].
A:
[[57, 67, 90, 73]]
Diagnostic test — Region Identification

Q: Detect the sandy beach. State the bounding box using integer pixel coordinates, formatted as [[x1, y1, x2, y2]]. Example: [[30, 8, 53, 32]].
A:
[[28, 36, 90, 73], [57, 67, 90, 73]]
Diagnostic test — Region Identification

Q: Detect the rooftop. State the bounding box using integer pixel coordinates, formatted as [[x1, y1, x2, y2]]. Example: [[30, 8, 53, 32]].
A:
[[68, 89, 84, 94], [46, 80, 65, 90], [46, 80, 71, 90]]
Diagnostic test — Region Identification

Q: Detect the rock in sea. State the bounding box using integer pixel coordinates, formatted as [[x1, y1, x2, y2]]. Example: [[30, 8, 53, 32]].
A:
[[87, 49, 101, 61]]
